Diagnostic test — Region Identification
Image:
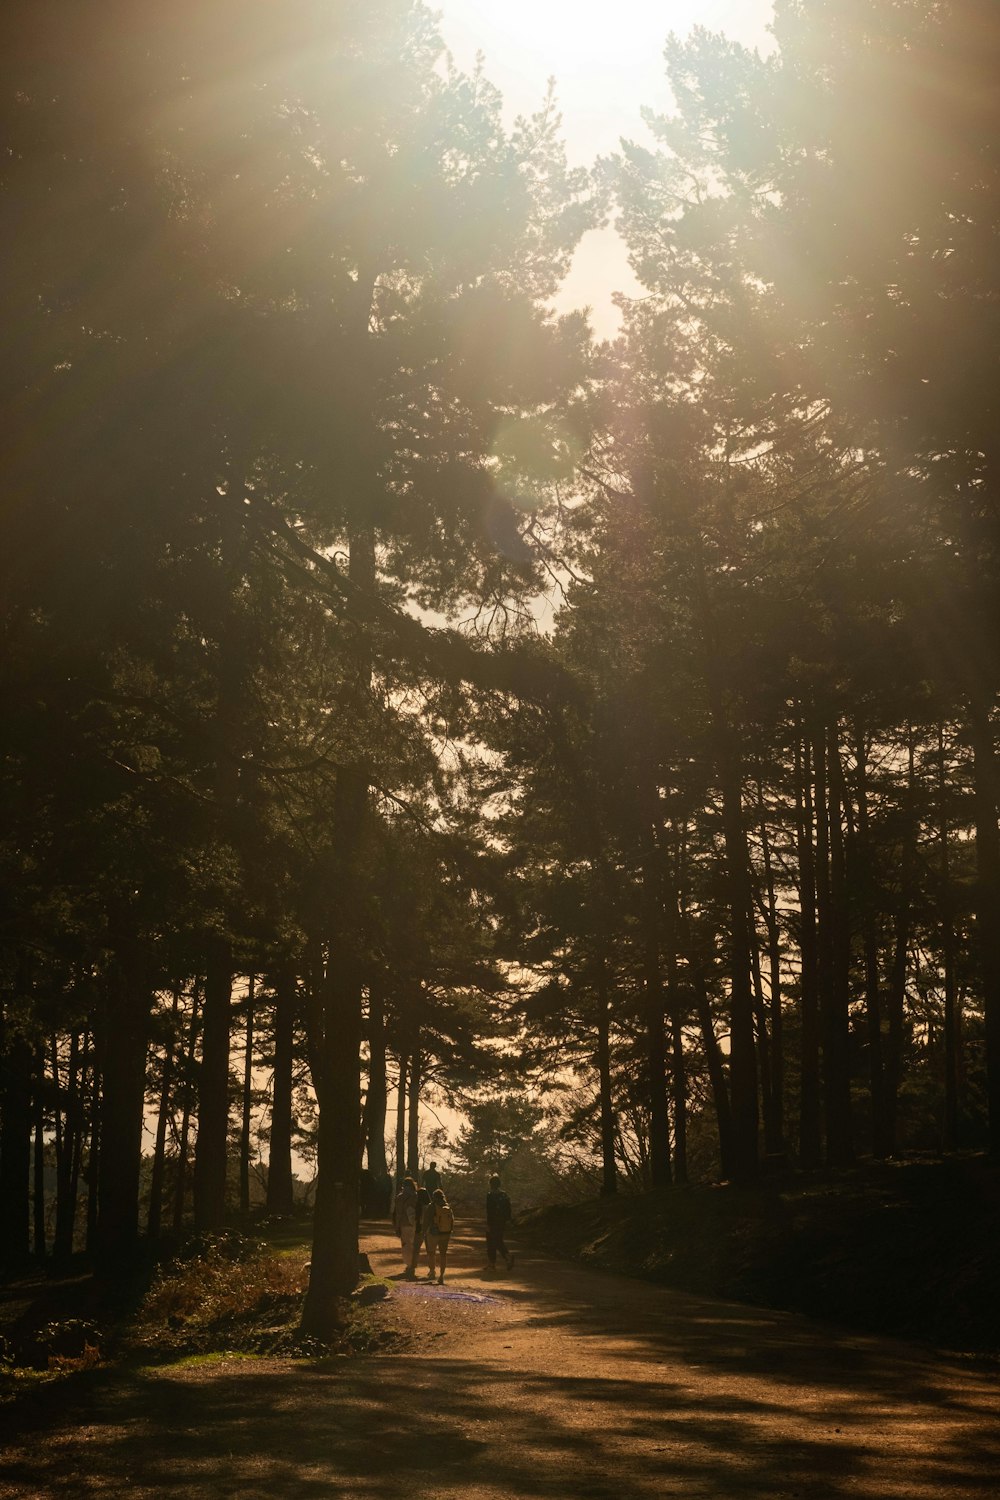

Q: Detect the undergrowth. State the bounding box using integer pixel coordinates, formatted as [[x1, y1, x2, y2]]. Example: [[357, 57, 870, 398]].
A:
[[129, 1234, 401, 1361], [131, 1235, 307, 1358], [0, 1231, 402, 1405]]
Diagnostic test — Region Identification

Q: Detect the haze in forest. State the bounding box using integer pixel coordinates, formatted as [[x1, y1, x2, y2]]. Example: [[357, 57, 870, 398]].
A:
[[2, 0, 1000, 1390], [438, 0, 775, 336]]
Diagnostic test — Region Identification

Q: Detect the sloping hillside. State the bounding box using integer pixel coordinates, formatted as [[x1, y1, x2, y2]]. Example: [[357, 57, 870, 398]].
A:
[[519, 1155, 1000, 1354]]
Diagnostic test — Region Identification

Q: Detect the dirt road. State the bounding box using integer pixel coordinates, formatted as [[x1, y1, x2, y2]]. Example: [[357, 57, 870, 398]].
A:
[[2, 1220, 998, 1498]]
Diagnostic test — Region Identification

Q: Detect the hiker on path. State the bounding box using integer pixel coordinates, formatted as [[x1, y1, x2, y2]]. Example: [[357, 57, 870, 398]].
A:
[[485, 1173, 515, 1272], [425, 1187, 455, 1284], [411, 1181, 433, 1275], [392, 1176, 418, 1278], [423, 1161, 442, 1194]]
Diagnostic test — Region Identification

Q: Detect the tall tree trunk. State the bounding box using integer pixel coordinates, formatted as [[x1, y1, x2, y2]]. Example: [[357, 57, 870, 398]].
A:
[[669, 1003, 688, 1185], [147, 986, 180, 1239], [595, 948, 618, 1196], [53, 1030, 81, 1261], [96, 938, 152, 1268], [0, 995, 33, 1267], [359, 1074, 372, 1174], [749, 905, 779, 1155], [813, 723, 838, 1165], [193, 937, 232, 1230], [266, 967, 296, 1215], [796, 727, 822, 1168], [85, 1019, 102, 1255], [639, 801, 672, 1190], [757, 782, 785, 1158], [394, 1052, 408, 1183], [686, 535, 758, 1180], [300, 765, 368, 1335], [406, 1026, 421, 1176], [885, 730, 917, 1154], [822, 721, 854, 1166], [194, 457, 248, 1230], [691, 956, 735, 1179], [32, 1047, 45, 1259], [660, 820, 687, 1185], [365, 980, 389, 1182], [717, 746, 759, 1184], [173, 982, 202, 1232], [969, 692, 1000, 1157], [853, 728, 887, 1158], [239, 975, 255, 1215], [299, 276, 379, 1333], [51, 1036, 64, 1241], [939, 725, 960, 1150], [681, 881, 734, 1181], [821, 720, 851, 1164], [67, 1031, 87, 1259]]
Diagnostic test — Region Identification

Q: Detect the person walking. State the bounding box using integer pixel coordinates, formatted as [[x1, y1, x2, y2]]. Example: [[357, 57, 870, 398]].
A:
[[411, 1180, 432, 1276], [392, 1176, 418, 1278], [426, 1187, 454, 1284], [423, 1161, 442, 1195], [485, 1173, 515, 1272]]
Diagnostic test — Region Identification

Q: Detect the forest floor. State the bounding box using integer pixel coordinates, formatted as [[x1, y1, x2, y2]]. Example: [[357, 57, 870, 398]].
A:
[[1, 1217, 999, 1499]]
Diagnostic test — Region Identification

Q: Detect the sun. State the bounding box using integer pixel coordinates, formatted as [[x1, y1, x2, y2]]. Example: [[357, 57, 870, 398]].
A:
[[435, 1, 774, 180], [435, 1, 774, 338]]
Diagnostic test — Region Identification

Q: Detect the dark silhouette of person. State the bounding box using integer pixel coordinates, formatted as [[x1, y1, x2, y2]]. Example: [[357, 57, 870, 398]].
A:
[[423, 1161, 442, 1194], [485, 1173, 515, 1271]]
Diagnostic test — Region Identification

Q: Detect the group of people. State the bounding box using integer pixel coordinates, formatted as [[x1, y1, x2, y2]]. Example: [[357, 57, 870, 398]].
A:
[[391, 1162, 456, 1283], [390, 1164, 515, 1280]]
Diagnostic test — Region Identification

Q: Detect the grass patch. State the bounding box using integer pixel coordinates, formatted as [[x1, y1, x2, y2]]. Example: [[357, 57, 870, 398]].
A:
[[166, 1350, 267, 1370]]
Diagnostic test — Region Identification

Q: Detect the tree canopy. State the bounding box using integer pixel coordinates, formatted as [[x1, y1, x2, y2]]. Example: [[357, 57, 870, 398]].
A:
[[2, 0, 999, 1337]]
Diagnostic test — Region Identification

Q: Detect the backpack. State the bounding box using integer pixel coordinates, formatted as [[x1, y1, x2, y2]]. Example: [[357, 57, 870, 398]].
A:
[[434, 1203, 454, 1235]]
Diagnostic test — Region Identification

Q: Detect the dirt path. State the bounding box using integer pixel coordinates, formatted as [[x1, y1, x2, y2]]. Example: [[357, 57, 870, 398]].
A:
[[2, 1220, 999, 1498]]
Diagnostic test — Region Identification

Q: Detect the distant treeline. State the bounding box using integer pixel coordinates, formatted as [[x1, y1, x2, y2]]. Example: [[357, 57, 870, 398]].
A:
[[1, 1, 998, 1337]]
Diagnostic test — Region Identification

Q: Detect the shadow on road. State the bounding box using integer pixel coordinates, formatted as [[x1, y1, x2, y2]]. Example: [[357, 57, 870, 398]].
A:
[[1, 1222, 998, 1498], [1, 1343, 998, 1500]]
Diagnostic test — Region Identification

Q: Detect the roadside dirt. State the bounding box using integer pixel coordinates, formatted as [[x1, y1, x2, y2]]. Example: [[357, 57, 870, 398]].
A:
[[1, 1220, 998, 1498]]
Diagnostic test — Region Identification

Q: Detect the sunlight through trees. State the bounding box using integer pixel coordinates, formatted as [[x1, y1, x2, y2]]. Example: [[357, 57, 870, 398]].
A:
[[2, 1, 999, 1342]]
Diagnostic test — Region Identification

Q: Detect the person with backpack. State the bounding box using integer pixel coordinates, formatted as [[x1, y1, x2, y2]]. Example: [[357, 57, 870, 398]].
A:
[[425, 1187, 455, 1284], [485, 1173, 515, 1272]]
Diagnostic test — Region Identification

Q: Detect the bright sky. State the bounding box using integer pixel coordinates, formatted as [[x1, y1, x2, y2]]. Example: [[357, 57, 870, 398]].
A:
[[436, 0, 775, 336]]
